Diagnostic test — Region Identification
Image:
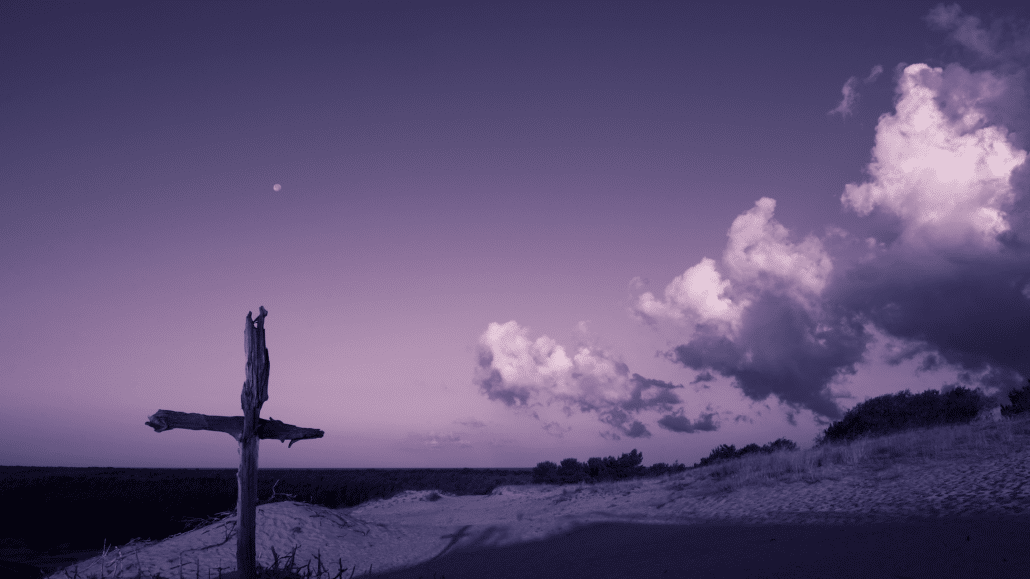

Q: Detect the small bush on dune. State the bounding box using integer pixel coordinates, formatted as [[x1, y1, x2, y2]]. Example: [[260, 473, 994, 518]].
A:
[[1000, 379, 1030, 419], [532, 460, 559, 484]]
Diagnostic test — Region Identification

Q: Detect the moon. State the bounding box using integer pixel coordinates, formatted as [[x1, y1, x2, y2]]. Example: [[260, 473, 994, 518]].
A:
[[273, 184, 281, 192]]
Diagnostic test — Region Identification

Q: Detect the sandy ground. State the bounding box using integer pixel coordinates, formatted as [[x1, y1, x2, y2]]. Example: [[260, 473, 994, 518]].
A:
[[40, 421, 1030, 578], [43, 483, 671, 578], [41, 453, 1030, 579]]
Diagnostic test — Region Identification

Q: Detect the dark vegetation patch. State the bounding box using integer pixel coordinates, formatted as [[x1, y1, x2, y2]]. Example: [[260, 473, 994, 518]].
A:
[[813, 382, 1030, 447], [531, 450, 687, 485], [690, 438, 799, 469]]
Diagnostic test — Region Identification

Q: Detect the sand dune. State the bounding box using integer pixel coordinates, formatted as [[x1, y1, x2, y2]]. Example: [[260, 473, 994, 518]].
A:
[[45, 438, 1030, 579]]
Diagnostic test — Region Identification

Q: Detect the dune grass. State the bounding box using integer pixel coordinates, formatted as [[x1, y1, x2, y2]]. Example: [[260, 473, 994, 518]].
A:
[[668, 410, 1030, 499]]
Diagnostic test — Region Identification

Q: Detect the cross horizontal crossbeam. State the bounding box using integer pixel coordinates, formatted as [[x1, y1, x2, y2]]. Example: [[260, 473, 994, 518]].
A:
[[145, 409, 324, 447]]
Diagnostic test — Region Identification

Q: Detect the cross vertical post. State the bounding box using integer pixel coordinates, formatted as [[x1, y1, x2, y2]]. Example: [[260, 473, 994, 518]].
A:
[[145, 306, 324, 579], [238, 306, 269, 579]]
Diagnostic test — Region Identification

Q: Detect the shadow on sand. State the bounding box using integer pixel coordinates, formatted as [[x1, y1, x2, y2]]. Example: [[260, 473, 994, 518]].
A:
[[368, 516, 1030, 579]]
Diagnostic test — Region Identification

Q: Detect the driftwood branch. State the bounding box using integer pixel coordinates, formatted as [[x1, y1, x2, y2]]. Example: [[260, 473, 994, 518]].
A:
[[146, 410, 325, 447], [258, 416, 325, 448]]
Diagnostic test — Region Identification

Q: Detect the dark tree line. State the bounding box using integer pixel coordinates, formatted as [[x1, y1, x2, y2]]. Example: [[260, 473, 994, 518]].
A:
[[532, 449, 687, 484]]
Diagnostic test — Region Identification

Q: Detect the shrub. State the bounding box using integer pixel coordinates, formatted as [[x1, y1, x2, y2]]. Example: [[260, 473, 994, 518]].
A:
[[580, 449, 642, 481], [617, 450, 645, 478], [532, 461, 559, 484], [765, 438, 799, 453], [814, 385, 994, 447], [1000, 379, 1030, 419], [557, 457, 588, 484], [692, 437, 799, 469]]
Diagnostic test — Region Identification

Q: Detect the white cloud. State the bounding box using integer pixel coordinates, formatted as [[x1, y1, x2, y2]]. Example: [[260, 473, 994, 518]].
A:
[[635, 197, 832, 336], [476, 321, 686, 438], [636, 257, 742, 330], [477, 321, 633, 408], [722, 197, 833, 301], [842, 63, 1028, 251]]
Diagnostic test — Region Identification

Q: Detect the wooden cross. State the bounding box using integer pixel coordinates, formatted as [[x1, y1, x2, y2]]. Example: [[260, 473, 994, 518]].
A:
[[145, 306, 323, 579]]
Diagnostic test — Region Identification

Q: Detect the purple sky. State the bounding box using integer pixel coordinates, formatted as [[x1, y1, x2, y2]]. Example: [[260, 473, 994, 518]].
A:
[[3, 1, 1030, 468]]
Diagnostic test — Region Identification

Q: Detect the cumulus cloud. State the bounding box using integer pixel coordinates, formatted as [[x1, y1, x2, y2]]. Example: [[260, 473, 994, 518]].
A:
[[636, 7, 1030, 422], [829, 65, 885, 117], [636, 197, 834, 335], [842, 63, 1027, 251], [477, 6, 1030, 431], [475, 321, 710, 438], [666, 296, 869, 421], [868, 53, 1030, 386], [636, 256, 742, 332], [722, 197, 834, 303], [634, 198, 866, 421]]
